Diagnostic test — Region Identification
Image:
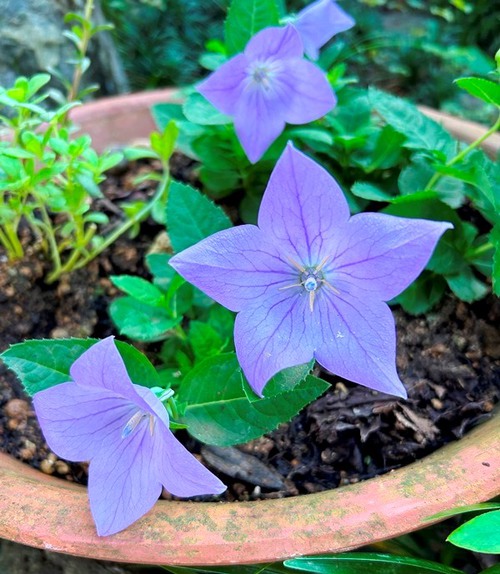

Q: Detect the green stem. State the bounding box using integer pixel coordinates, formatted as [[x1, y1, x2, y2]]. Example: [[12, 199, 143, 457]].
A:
[[69, 172, 170, 275], [426, 112, 500, 191], [67, 0, 94, 103], [46, 224, 97, 283], [0, 226, 23, 260], [466, 241, 494, 259]]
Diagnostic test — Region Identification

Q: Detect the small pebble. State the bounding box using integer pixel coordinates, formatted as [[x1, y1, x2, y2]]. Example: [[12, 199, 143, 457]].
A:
[[5, 398, 30, 421], [431, 398, 443, 410], [40, 459, 55, 474], [55, 461, 70, 474]]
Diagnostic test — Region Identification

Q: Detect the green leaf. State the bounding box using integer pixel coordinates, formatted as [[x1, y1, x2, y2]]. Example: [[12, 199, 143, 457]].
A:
[[150, 120, 179, 162], [189, 321, 225, 362], [110, 296, 181, 342], [167, 180, 232, 252], [455, 77, 500, 107], [446, 266, 489, 302], [151, 102, 204, 158], [285, 553, 465, 574], [428, 502, 500, 521], [492, 224, 500, 296], [146, 253, 176, 290], [224, 0, 279, 56], [0, 338, 160, 395], [447, 510, 500, 553], [393, 272, 447, 315], [26, 73, 51, 98], [399, 157, 465, 208], [178, 353, 328, 446], [110, 275, 165, 306], [287, 127, 334, 146], [163, 564, 289, 574], [351, 182, 394, 202], [369, 88, 456, 158], [183, 92, 231, 125]]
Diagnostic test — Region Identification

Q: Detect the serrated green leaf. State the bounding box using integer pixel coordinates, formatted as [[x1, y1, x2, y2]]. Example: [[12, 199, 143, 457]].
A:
[[369, 88, 456, 158], [110, 296, 181, 342], [242, 361, 314, 402], [285, 553, 464, 574], [178, 353, 328, 446], [183, 92, 231, 125], [224, 0, 279, 56], [189, 321, 225, 362], [110, 275, 165, 306], [447, 510, 500, 553], [0, 338, 160, 395], [455, 77, 500, 107], [167, 180, 232, 253]]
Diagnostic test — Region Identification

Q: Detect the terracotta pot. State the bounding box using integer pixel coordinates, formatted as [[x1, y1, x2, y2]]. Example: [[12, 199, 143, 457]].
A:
[[0, 89, 499, 566]]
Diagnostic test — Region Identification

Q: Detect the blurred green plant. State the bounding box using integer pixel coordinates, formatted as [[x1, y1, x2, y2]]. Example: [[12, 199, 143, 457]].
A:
[[101, 0, 228, 88], [0, 0, 175, 282]]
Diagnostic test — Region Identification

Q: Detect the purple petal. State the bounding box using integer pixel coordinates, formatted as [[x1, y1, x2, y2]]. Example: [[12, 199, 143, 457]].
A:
[[295, 0, 355, 60], [234, 85, 287, 163], [170, 224, 291, 312], [313, 288, 407, 398], [245, 25, 303, 61], [33, 382, 135, 461], [158, 425, 226, 497], [70, 337, 151, 411], [331, 213, 453, 301], [88, 423, 162, 536], [197, 54, 248, 116], [282, 59, 336, 123], [258, 144, 350, 266], [234, 289, 316, 396]]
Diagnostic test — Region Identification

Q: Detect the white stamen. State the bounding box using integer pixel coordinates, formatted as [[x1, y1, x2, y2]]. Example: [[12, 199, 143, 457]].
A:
[[122, 411, 147, 439]]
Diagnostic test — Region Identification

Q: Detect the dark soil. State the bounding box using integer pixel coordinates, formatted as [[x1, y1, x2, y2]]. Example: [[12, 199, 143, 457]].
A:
[[0, 155, 499, 502]]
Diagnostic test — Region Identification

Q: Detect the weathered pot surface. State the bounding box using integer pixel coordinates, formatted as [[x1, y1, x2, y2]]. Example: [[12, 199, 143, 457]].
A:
[[0, 89, 498, 565]]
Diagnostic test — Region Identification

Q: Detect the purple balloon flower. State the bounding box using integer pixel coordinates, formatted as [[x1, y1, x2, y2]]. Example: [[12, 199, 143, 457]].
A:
[[33, 337, 225, 536], [294, 0, 355, 60], [170, 144, 452, 398], [197, 24, 335, 163]]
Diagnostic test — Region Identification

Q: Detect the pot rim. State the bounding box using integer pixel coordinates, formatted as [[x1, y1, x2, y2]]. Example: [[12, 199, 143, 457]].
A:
[[0, 89, 499, 565]]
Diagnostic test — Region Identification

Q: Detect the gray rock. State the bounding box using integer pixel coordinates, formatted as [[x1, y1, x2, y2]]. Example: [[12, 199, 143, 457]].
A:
[[0, 0, 128, 96]]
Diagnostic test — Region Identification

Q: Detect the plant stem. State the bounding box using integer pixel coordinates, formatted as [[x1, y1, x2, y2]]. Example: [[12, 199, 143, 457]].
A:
[[425, 112, 500, 191], [467, 241, 494, 259], [60, 171, 171, 278], [0, 226, 23, 260], [67, 0, 95, 103]]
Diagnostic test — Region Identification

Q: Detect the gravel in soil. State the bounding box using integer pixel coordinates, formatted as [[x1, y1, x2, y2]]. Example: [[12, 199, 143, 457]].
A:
[[0, 156, 499, 502]]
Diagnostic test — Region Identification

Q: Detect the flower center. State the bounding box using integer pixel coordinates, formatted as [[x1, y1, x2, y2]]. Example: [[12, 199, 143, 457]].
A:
[[302, 273, 319, 292], [280, 255, 339, 312], [247, 60, 281, 91], [122, 410, 155, 439]]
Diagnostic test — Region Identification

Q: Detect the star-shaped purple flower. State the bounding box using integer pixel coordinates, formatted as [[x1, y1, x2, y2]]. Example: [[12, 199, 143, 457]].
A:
[[198, 24, 335, 163], [170, 144, 452, 398], [293, 0, 355, 60], [33, 337, 225, 536]]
